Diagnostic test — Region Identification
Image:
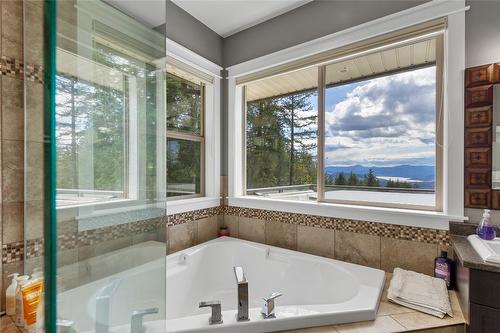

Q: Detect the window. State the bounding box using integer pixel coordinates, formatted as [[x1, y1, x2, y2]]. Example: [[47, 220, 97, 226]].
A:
[[241, 30, 444, 210], [166, 72, 205, 198], [245, 67, 318, 201]]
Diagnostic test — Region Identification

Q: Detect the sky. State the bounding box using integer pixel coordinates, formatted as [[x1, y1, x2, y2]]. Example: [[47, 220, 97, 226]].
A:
[[324, 66, 436, 167]]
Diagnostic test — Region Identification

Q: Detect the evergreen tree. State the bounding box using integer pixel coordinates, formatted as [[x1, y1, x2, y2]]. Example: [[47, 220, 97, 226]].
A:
[[334, 172, 347, 185], [347, 171, 359, 186], [364, 168, 379, 187]]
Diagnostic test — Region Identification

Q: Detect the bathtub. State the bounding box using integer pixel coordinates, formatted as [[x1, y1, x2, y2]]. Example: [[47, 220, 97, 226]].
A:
[[58, 237, 385, 333], [165, 237, 385, 333]]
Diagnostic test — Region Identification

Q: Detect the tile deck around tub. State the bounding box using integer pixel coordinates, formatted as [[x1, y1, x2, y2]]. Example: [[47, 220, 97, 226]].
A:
[[279, 274, 465, 333]]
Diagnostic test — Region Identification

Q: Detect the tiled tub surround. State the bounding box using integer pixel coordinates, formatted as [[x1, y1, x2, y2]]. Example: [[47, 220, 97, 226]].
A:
[[224, 206, 451, 276]]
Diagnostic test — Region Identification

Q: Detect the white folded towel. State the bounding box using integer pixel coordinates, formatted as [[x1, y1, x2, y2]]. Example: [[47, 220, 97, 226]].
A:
[[387, 268, 453, 318]]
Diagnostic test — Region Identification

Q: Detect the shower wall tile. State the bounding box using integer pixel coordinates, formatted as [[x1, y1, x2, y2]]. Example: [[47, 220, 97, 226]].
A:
[[297, 225, 334, 258], [266, 220, 297, 250], [24, 0, 43, 67], [25, 81, 44, 142], [2, 140, 24, 203], [1, 0, 23, 57], [2, 201, 23, 243], [334, 230, 381, 269]]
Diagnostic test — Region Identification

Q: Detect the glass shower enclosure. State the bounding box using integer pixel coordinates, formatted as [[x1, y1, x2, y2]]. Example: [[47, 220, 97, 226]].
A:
[[24, 1, 167, 332]]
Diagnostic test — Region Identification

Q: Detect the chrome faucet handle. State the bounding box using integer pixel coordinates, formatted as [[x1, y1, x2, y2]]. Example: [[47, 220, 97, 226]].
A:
[[199, 300, 223, 325], [57, 319, 76, 333], [261, 292, 282, 319], [130, 307, 159, 333]]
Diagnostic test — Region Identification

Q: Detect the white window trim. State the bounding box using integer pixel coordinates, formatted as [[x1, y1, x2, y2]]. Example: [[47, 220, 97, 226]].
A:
[[227, 0, 468, 229], [165, 38, 222, 215]]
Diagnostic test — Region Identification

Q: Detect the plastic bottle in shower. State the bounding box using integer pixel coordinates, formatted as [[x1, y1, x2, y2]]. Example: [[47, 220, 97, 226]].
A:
[[476, 209, 497, 240]]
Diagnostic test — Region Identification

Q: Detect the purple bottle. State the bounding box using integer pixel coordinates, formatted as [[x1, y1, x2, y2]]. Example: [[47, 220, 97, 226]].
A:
[[476, 209, 496, 241], [434, 251, 453, 289]]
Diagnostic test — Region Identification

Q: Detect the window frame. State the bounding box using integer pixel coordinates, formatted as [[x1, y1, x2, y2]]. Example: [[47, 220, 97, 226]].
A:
[[164, 39, 222, 215], [316, 45, 444, 211], [166, 74, 206, 200], [228, 0, 468, 229]]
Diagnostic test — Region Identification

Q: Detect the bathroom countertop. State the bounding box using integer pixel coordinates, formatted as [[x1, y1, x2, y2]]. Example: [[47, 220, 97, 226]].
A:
[[279, 274, 465, 333], [451, 235, 500, 274]]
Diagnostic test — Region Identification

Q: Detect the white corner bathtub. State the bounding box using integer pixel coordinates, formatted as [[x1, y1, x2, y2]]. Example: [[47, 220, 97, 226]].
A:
[[57, 237, 385, 333], [165, 237, 385, 333]]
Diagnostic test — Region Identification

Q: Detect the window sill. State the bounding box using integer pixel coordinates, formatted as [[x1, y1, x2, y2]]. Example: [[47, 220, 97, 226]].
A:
[[167, 196, 221, 215], [228, 196, 467, 230]]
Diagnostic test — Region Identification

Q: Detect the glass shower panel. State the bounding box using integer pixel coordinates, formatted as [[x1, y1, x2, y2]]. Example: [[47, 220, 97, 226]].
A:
[[26, 1, 167, 332]]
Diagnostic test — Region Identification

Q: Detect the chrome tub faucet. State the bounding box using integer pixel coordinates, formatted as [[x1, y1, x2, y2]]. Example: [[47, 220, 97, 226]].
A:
[[199, 300, 223, 324], [233, 266, 249, 321], [130, 307, 159, 333]]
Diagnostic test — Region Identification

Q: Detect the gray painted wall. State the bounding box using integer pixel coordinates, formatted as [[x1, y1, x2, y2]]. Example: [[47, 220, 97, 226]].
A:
[[465, 0, 500, 68], [223, 0, 427, 67], [161, 1, 223, 66]]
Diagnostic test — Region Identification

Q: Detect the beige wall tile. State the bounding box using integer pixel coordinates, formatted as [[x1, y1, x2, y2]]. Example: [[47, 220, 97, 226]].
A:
[[335, 231, 381, 269], [24, 0, 44, 66], [94, 236, 132, 257], [1, 0, 23, 47], [266, 220, 297, 250], [334, 315, 405, 333], [297, 225, 334, 258], [2, 140, 23, 202], [24, 200, 44, 240], [168, 220, 197, 253], [238, 217, 265, 243], [381, 237, 437, 275], [197, 216, 219, 243], [25, 142, 44, 201], [25, 81, 44, 142], [2, 201, 23, 243], [223, 214, 239, 237]]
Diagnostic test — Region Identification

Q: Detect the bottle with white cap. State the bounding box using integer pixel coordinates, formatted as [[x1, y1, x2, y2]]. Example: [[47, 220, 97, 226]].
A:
[[15, 275, 30, 327], [6, 273, 19, 316]]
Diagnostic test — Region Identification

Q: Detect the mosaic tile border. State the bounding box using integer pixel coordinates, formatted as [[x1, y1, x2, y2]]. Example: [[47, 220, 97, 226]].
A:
[[0, 55, 44, 83], [224, 206, 451, 246], [2, 241, 24, 264], [3, 216, 165, 263], [166, 206, 223, 226]]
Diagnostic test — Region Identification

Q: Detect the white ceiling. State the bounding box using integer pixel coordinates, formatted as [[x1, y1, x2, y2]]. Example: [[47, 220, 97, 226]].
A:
[[106, 0, 313, 37], [105, 0, 166, 28], [172, 0, 313, 37]]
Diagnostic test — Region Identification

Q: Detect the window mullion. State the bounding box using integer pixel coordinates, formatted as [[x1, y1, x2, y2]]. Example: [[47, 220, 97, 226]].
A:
[[317, 65, 326, 202]]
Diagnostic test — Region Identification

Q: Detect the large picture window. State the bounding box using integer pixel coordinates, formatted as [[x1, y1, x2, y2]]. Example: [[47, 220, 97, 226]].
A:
[[166, 72, 205, 198], [243, 31, 444, 210]]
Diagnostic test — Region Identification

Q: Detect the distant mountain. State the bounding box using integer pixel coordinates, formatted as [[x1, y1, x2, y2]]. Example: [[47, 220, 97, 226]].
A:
[[325, 165, 435, 182]]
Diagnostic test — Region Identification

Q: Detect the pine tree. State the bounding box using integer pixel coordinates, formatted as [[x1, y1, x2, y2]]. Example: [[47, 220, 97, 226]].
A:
[[334, 172, 347, 185], [364, 168, 379, 187], [278, 92, 317, 185], [347, 171, 359, 185]]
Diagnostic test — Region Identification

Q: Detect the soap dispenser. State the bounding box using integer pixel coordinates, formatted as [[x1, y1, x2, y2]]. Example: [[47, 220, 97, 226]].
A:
[[6, 273, 19, 316], [476, 209, 496, 240]]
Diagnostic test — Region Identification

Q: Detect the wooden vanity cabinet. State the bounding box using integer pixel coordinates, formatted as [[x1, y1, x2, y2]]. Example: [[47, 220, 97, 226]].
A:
[[456, 264, 500, 333]]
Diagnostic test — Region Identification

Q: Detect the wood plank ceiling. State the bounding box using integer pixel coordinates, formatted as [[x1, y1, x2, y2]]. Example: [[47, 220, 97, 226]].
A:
[[246, 37, 436, 102]]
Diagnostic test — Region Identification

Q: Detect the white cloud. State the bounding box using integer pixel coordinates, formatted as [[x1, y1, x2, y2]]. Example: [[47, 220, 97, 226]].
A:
[[325, 66, 436, 166]]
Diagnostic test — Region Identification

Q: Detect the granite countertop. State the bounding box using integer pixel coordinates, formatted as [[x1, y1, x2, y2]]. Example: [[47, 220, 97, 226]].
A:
[[450, 222, 500, 274]]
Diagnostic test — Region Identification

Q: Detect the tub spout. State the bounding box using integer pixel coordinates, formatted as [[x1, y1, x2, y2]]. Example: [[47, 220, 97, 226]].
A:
[[233, 266, 249, 321], [95, 279, 121, 333]]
